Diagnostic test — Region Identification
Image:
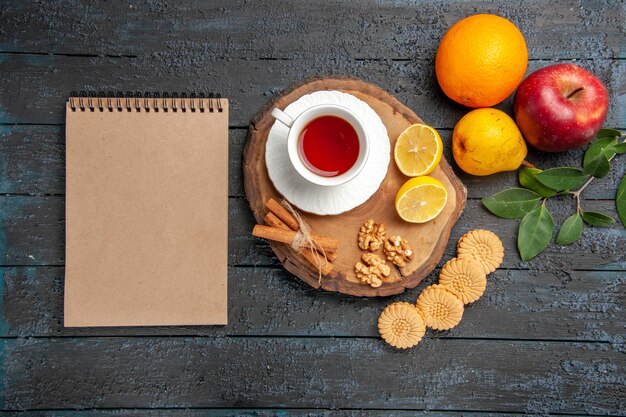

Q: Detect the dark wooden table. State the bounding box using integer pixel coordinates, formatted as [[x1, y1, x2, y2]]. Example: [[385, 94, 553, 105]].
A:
[[0, 1, 624, 416]]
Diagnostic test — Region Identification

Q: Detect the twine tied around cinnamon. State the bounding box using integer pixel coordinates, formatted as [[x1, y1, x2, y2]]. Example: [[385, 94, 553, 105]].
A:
[[281, 199, 329, 283]]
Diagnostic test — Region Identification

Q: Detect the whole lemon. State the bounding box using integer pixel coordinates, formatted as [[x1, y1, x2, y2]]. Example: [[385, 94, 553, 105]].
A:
[[452, 108, 527, 176], [436, 14, 528, 108]]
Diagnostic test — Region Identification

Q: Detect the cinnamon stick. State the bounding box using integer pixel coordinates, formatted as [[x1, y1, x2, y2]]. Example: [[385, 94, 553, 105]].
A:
[[264, 212, 290, 230], [265, 198, 299, 231], [262, 213, 333, 275], [265, 213, 338, 261], [252, 225, 339, 253], [303, 250, 334, 275], [265, 198, 339, 258], [325, 249, 338, 262]]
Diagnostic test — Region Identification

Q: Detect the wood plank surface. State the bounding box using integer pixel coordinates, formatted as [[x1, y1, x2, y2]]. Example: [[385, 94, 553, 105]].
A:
[[0, 0, 625, 414], [1, 0, 623, 60], [2, 196, 623, 270], [0, 411, 593, 417], [1, 337, 624, 413], [0, 55, 623, 129], [1, 125, 624, 200], [1, 266, 623, 342]]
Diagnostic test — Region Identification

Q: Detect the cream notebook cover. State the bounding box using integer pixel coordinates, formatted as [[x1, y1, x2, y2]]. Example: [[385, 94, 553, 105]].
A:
[[64, 93, 228, 326]]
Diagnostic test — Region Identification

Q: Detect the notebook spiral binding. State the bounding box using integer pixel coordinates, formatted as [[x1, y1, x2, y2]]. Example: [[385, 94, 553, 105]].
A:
[[68, 91, 223, 113]]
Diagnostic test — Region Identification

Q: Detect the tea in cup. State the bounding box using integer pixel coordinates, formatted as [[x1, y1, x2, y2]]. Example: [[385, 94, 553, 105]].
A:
[[271, 104, 369, 187]]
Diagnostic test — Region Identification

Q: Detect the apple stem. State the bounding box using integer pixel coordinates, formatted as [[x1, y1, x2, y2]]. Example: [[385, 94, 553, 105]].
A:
[[566, 86, 585, 99], [521, 159, 538, 169]]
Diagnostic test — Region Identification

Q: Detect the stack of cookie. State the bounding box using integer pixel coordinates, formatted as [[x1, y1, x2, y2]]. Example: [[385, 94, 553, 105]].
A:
[[378, 229, 504, 349]]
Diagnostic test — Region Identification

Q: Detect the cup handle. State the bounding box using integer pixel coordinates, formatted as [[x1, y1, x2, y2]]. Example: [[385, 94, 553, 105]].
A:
[[271, 108, 295, 127]]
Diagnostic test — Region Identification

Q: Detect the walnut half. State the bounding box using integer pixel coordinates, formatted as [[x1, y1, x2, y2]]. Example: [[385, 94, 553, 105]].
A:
[[383, 235, 414, 267], [358, 219, 386, 251], [355, 253, 391, 288]]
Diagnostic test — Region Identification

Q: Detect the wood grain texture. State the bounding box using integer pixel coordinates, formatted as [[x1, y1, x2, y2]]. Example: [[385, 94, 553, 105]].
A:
[[0, 0, 624, 413], [0, 55, 623, 129], [1, 337, 624, 413], [244, 77, 466, 296], [0, 411, 593, 417], [1, 125, 624, 200], [238, 199, 626, 272], [1, 196, 624, 270], [1, 0, 623, 60], [1, 266, 624, 343]]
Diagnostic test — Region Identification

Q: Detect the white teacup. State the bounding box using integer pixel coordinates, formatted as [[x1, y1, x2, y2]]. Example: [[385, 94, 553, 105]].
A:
[[271, 104, 370, 187]]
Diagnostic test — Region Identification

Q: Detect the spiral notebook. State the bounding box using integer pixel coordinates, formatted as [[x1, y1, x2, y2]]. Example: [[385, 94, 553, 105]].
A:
[[64, 92, 229, 327]]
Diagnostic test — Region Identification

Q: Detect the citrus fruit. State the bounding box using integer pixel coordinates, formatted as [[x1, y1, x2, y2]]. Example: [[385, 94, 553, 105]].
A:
[[435, 14, 528, 108], [452, 108, 527, 176], [395, 176, 448, 223], [394, 123, 443, 176]]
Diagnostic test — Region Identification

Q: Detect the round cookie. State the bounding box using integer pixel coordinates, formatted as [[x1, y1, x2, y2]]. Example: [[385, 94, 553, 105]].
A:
[[439, 257, 486, 304], [457, 229, 504, 274], [416, 284, 464, 330], [378, 302, 426, 349]]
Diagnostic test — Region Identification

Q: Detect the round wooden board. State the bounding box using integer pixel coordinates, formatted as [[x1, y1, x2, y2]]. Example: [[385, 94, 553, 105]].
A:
[[244, 77, 467, 297]]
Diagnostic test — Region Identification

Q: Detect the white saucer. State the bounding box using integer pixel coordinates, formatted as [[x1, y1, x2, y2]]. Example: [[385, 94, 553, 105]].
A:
[[265, 90, 390, 215]]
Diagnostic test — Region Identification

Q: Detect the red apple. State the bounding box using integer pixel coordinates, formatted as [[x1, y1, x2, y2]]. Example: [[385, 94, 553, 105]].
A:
[[513, 63, 609, 152]]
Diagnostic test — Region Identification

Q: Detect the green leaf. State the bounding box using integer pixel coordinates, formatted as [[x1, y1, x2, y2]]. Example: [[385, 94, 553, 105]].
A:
[[518, 205, 554, 261], [585, 136, 616, 157], [556, 213, 583, 245], [581, 211, 614, 227], [611, 141, 626, 154], [615, 175, 626, 228], [596, 128, 621, 138], [583, 137, 617, 178], [583, 148, 611, 178], [482, 188, 542, 219], [535, 168, 588, 191], [519, 167, 557, 197]]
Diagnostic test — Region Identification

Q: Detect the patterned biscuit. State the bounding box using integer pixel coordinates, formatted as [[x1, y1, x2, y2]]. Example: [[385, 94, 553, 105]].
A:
[[415, 284, 464, 330], [378, 302, 426, 349], [438, 257, 486, 304], [457, 229, 504, 274]]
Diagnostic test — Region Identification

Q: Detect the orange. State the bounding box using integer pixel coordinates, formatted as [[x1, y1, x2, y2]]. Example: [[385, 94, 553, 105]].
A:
[[435, 14, 528, 108]]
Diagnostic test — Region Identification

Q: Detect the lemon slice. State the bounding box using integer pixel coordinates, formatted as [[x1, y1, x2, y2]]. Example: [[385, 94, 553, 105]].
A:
[[395, 176, 448, 223], [394, 123, 443, 177]]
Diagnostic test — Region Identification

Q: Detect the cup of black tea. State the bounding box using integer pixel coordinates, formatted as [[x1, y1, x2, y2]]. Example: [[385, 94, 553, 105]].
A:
[[271, 104, 370, 187]]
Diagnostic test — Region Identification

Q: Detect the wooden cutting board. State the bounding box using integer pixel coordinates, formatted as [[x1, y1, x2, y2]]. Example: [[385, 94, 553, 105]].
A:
[[243, 77, 466, 296]]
